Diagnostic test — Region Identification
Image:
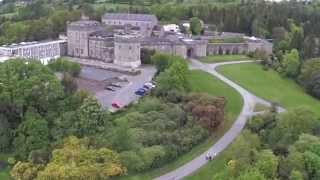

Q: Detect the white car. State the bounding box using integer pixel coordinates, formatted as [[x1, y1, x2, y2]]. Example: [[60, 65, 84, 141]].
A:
[[144, 82, 156, 89]]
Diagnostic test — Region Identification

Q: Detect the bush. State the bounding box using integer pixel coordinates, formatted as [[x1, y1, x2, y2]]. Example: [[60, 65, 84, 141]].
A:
[[141, 48, 156, 64], [48, 58, 81, 77]]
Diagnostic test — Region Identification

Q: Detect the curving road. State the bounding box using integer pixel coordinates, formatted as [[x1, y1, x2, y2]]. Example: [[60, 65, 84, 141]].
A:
[[154, 60, 284, 180]]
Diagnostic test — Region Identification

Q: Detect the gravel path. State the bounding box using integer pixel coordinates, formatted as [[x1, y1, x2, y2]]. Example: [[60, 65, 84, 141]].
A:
[[154, 60, 284, 180]]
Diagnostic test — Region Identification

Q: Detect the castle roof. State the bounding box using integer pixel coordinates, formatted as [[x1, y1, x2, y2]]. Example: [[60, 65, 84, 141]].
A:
[[89, 30, 114, 38], [69, 20, 101, 27], [103, 13, 157, 22]]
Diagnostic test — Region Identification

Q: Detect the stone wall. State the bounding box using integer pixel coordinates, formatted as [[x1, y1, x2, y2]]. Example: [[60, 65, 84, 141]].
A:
[[247, 40, 273, 55], [191, 43, 207, 57], [103, 20, 157, 37], [173, 44, 187, 59], [88, 37, 114, 62], [207, 43, 248, 55]]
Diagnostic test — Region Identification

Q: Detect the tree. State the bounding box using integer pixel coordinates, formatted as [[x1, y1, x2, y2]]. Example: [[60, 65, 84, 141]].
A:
[[255, 149, 279, 179], [13, 110, 49, 160], [151, 53, 173, 72], [61, 73, 78, 95], [76, 96, 106, 136], [155, 58, 189, 95], [305, 74, 320, 99], [267, 108, 318, 150], [237, 168, 266, 180], [120, 151, 145, 172], [290, 170, 304, 180], [281, 49, 300, 78], [299, 59, 320, 85], [303, 151, 320, 180], [36, 136, 127, 179], [226, 130, 261, 174], [10, 161, 43, 180], [0, 115, 11, 152], [139, 145, 166, 169], [141, 48, 156, 64], [190, 17, 203, 35], [111, 117, 137, 152], [184, 93, 226, 132], [288, 20, 304, 51]]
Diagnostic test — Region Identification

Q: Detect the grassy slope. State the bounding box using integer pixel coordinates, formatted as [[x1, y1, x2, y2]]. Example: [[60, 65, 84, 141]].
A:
[[218, 63, 320, 116], [187, 62, 320, 180], [200, 55, 251, 63], [117, 70, 242, 180]]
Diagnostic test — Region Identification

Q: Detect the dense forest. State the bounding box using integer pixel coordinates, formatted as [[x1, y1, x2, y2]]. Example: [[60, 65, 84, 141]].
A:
[[0, 55, 226, 179]]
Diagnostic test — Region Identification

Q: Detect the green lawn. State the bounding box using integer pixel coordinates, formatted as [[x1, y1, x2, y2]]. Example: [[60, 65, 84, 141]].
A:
[[117, 70, 242, 180], [0, 153, 12, 180], [218, 63, 320, 116], [200, 55, 251, 63]]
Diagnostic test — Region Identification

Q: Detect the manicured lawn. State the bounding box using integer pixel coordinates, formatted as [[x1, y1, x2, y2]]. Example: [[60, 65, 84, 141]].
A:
[[117, 70, 242, 180], [218, 63, 320, 116], [200, 55, 251, 63]]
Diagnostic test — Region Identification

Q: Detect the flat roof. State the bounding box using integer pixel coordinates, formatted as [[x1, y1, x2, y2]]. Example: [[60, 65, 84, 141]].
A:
[[103, 13, 157, 22], [0, 39, 66, 49]]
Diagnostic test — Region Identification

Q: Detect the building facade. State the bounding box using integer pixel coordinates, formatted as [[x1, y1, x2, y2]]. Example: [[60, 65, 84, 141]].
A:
[[0, 40, 67, 64], [102, 13, 158, 37], [65, 13, 273, 68]]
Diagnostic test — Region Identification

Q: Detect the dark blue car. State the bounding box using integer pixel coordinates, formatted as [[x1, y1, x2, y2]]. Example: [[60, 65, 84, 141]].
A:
[[135, 88, 146, 96]]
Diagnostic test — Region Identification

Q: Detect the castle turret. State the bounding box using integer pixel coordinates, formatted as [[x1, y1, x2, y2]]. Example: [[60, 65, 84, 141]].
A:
[[114, 34, 141, 68]]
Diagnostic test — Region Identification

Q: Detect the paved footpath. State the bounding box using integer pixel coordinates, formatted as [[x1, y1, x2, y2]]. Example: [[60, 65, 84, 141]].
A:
[[155, 60, 284, 180]]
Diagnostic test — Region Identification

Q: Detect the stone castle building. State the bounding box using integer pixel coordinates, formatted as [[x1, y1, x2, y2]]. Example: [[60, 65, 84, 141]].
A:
[[66, 13, 273, 68]]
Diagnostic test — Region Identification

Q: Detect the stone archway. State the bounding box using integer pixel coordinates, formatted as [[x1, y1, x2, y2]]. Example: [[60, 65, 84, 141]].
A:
[[218, 46, 223, 55], [187, 48, 194, 57]]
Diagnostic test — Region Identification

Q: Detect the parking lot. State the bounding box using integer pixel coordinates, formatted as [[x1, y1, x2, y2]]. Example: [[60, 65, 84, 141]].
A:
[[77, 65, 156, 111]]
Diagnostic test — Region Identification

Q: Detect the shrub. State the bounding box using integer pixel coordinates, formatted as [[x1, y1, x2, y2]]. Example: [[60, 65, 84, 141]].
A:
[[48, 58, 81, 77]]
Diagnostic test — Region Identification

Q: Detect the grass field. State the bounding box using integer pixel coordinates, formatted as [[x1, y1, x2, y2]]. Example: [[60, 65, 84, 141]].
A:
[[218, 63, 320, 116], [117, 70, 242, 180], [0, 153, 11, 180], [200, 55, 251, 63], [186, 62, 320, 180]]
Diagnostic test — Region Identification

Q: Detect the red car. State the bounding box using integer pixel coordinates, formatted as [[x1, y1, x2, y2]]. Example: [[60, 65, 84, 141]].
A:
[[111, 102, 121, 109]]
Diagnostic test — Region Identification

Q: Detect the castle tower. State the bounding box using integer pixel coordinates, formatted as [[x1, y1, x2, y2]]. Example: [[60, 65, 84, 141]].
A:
[[67, 17, 103, 58], [114, 34, 141, 68]]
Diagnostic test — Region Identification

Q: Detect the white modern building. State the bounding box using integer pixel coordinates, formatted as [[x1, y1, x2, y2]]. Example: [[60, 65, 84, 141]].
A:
[[0, 39, 67, 64]]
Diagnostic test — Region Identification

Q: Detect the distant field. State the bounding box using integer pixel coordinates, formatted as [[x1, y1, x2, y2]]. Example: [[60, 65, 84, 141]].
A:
[[117, 69, 242, 180], [217, 63, 320, 116], [200, 55, 251, 63]]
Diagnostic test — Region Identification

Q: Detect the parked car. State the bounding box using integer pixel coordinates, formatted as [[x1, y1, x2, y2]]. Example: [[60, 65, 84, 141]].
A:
[[110, 83, 122, 88], [135, 88, 146, 96], [144, 82, 156, 89], [105, 86, 116, 91], [143, 85, 150, 89], [111, 102, 121, 109]]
